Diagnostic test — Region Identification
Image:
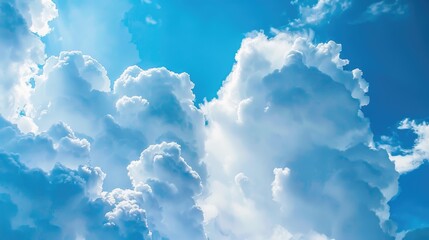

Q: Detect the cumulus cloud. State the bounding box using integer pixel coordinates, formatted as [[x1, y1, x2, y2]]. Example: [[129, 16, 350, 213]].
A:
[[291, 0, 351, 26], [0, 115, 92, 171], [0, 4, 209, 236], [0, 0, 46, 128], [111, 66, 207, 185], [0, 148, 184, 240], [21, 49, 207, 189], [24, 0, 58, 36], [0, 1, 417, 239], [3, 59, 209, 237], [30, 51, 113, 136], [115, 95, 149, 116], [200, 31, 398, 239], [0, 115, 207, 239], [0, 152, 109, 239], [48, 122, 91, 160], [103, 189, 152, 239], [127, 142, 206, 239]]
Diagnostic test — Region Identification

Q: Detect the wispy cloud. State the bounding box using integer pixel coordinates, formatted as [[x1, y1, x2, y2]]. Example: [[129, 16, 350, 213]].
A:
[[354, 0, 407, 23], [145, 15, 157, 25], [367, 0, 406, 16], [291, 0, 351, 26]]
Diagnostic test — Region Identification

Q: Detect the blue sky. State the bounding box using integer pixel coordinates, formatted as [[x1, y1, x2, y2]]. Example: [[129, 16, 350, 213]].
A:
[[1, 0, 429, 239], [44, 0, 429, 136]]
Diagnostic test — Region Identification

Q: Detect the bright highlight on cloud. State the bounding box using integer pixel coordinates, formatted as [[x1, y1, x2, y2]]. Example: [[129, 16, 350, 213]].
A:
[[382, 119, 429, 173], [0, 0, 47, 128], [200, 31, 397, 240], [0, 0, 427, 239]]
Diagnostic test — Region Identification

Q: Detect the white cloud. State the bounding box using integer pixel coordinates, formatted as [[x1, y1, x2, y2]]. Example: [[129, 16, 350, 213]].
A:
[[0, 2, 413, 238], [104, 189, 151, 239], [115, 95, 149, 111], [30, 51, 114, 136], [112, 65, 206, 173], [269, 225, 332, 240], [271, 167, 291, 202], [382, 119, 429, 173], [16, 115, 39, 133], [0, 21, 207, 234], [26, 52, 208, 191], [145, 16, 157, 25], [0, 0, 54, 130], [200, 30, 398, 239], [0, 115, 206, 239], [366, 0, 406, 17], [0, 152, 113, 239], [0, 115, 93, 171], [115, 95, 149, 118], [127, 142, 206, 239], [291, 0, 351, 26], [55, 131, 91, 158], [25, 0, 58, 36], [128, 142, 202, 194]]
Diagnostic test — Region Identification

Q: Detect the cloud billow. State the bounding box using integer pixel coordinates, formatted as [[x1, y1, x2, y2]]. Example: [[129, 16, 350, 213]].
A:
[[201, 31, 398, 240], [0, 1, 420, 239]]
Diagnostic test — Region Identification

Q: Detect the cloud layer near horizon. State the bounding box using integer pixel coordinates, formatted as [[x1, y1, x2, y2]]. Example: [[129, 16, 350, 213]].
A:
[[0, 0, 425, 239]]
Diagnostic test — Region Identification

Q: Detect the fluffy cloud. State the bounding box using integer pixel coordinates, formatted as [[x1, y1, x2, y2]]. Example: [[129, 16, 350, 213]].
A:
[[127, 142, 206, 239], [0, 115, 92, 171], [0, 1, 418, 239], [0, 0, 45, 129], [0, 5, 209, 236], [0, 0, 57, 130], [24, 50, 207, 189], [23, 0, 58, 36], [112, 66, 207, 185], [200, 31, 398, 239], [0, 152, 109, 239], [291, 0, 351, 26], [30, 51, 113, 136], [103, 189, 151, 239], [382, 119, 429, 173], [0, 115, 55, 169], [0, 116, 207, 239]]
